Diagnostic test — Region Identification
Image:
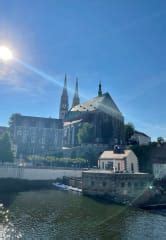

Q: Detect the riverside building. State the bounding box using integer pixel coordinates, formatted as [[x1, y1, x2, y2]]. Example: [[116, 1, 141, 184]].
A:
[[9, 114, 63, 158]]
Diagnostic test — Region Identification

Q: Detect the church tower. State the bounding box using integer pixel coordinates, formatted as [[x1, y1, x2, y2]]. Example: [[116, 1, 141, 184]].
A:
[[72, 78, 80, 108], [59, 75, 69, 119]]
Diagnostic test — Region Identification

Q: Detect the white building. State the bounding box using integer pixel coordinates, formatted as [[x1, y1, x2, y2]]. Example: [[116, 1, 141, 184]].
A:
[[131, 130, 151, 145], [153, 160, 166, 179], [98, 149, 139, 173]]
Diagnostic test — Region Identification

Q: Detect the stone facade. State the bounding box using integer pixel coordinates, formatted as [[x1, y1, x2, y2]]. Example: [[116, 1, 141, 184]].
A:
[[58, 78, 125, 147], [63, 120, 82, 147], [82, 170, 152, 205], [64, 91, 124, 146], [9, 114, 63, 157]]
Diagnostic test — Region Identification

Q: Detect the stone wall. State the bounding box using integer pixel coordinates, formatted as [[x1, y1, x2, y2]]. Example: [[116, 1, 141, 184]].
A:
[[0, 166, 82, 180], [82, 170, 153, 205], [63, 176, 82, 189]]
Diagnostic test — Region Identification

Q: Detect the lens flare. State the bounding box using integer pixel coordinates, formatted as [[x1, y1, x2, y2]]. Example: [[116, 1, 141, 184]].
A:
[[0, 46, 13, 61]]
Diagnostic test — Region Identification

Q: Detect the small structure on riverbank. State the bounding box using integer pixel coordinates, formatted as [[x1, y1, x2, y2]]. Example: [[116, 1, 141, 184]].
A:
[[98, 148, 139, 173], [82, 170, 153, 206]]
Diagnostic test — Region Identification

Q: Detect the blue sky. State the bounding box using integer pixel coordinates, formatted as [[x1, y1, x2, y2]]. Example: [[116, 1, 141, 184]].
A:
[[0, 0, 166, 139]]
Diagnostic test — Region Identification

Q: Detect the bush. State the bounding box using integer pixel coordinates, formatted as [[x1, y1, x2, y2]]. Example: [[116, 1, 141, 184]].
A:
[[0, 133, 13, 162]]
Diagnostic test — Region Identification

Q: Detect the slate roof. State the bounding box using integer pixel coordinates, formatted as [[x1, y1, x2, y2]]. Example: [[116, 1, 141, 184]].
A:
[[70, 92, 122, 117], [134, 130, 150, 138]]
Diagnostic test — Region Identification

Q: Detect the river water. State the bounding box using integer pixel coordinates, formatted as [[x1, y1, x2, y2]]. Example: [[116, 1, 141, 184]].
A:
[[0, 190, 166, 240]]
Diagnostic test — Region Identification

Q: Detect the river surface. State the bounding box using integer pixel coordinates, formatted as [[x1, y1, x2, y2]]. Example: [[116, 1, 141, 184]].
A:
[[0, 190, 166, 240]]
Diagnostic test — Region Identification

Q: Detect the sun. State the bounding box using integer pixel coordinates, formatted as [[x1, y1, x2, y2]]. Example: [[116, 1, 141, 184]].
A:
[[0, 46, 13, 61]]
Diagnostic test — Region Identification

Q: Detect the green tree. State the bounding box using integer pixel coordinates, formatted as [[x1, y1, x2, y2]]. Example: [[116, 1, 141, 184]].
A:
[[77, 123, 94, 144], [124, 122, 135, 144], [84, 150, 98, 167], [0, 133, 13, 162], [8, 113, 21, 127], [70, 150, 76, 159], [157, 137, 164, 145]]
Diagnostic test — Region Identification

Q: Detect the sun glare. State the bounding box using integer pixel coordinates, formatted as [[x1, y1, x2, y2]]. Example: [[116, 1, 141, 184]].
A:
[[0, 46, 13, 61]]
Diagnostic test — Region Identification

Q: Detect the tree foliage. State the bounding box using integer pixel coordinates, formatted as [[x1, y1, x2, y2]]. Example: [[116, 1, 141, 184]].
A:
[[27, 155, 87, 168], [0, 133, 13, 162], [84, 150, 98, 167], [8, 113, 21, 127], [77, 123, 94, 144], [131, 142, 157, 173], [124, 122, 135, 144], [157, 137, 165, 145]]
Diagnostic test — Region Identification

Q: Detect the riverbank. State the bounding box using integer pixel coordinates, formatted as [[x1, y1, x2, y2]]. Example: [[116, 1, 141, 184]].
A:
[[1, 178, 166, 211], [0, 178, 61, 193]]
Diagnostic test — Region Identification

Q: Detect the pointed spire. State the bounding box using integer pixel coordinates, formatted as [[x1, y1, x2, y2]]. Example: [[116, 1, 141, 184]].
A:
[[64, 74, 67, 88], [59, 74, 69, 119], [98, 81, 102, 97], [72, 77, 80, 108], [75, 77, 78, 93]]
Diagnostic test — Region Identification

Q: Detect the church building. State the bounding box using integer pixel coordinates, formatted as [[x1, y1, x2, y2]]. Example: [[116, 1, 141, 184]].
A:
[[59, 76, 125, 147]]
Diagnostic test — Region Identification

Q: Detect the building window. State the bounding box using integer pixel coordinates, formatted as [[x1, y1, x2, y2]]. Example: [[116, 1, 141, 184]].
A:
[[134, 182, 138, 188], [45, 121, 51, 128], [128, 182, 131, 187], [102, 162, 105, 169], [118, 163, 120, 171], [102, 182, 106, 187], [41, 137, 45, 144], [31, 137, 35, 143], [17, 130, 22, 136], [140, 182, 144, 187], [91, 181, 94, 186], [106, 161, 113, 170], [131, 163, 134, 173], [121, 182, 125, 188], [31, 120, 36, 127]]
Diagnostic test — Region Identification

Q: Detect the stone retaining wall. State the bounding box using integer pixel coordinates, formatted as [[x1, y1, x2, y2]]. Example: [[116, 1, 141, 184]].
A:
[[0, 166, 82, 180], [82, 171, 153, 205]]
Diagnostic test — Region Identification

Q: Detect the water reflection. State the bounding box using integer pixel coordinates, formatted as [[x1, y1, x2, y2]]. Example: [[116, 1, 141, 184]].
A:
[[0, 190, 165, 239], [0, 203, 22, 239]]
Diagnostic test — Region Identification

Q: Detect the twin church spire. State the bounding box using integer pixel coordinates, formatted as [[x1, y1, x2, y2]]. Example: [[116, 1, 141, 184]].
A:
[[59, 75, 80, 119], [72, 78, 80, 108], [59, 74, 69, 119], [59, 75, 103, 119]]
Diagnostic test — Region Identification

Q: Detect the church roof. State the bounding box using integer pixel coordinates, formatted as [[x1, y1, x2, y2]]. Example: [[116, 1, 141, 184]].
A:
[[70, 92, 122, 117]]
